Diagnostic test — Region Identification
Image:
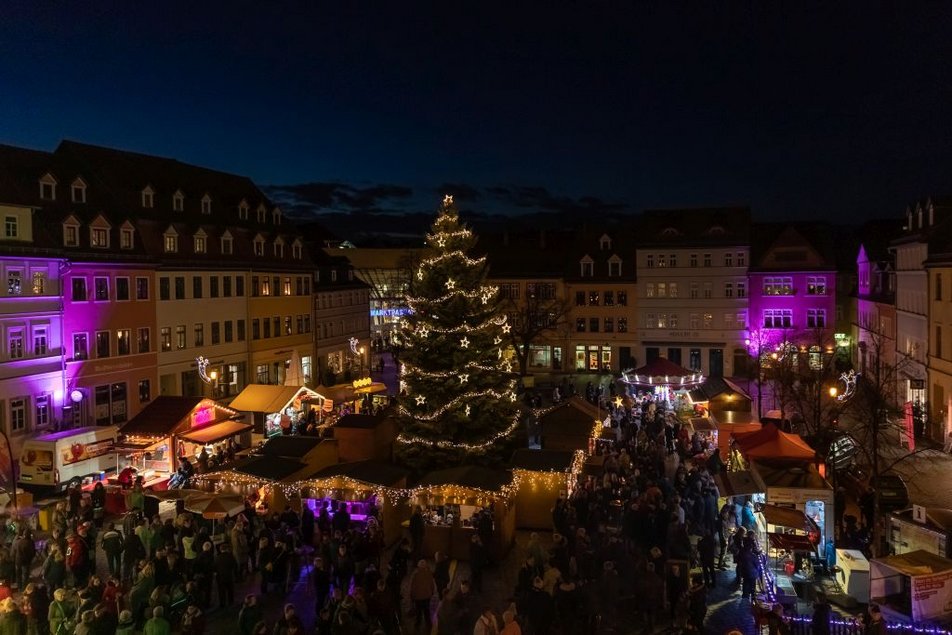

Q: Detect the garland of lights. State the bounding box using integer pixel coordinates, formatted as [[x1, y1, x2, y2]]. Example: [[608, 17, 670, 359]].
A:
[[398, 380, 520, 422], [420, 250, 486, 268], [396, 409, 523, 450], [406, 285, 499, 308]]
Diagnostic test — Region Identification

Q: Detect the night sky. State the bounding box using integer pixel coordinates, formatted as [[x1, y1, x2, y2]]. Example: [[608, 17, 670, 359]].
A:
[[4, 2, 952, 226]]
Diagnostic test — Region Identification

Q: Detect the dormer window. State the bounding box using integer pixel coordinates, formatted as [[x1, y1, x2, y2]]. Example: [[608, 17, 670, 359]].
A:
[[142, 186, 155, 209], [221, 231, 233, 255], [201, 194, 212, 215], [173, 190, 184, 212], [39, 174, 57, 201], [661, 227, 680, 236], [580, 255, 594, 277], [63, 216, 80, 247], [707, 225, 726, 235], [238, 200, 249, 220], [608, 255, 622, 277], [163, 227, 178, 253], [272, 208, 282, 225], [292, 240, 303, 259], [256, 204, 267, 224], [599, 234, 612, 250], [193, 230, 207, 254], [253, 234, 265, 256], [89, 215, 111, 249], [71, 178, 87, 203], [120, 221, 135, 250], [331, 270, 338, 282], [274, 238, 285, 258]]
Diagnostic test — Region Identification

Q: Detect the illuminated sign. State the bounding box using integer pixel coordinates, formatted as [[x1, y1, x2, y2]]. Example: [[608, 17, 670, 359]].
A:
[[192, 406, 214, 427], [352, 377, 373, 389], [370, 308, 412, 317], [61, 439, 114, 466]]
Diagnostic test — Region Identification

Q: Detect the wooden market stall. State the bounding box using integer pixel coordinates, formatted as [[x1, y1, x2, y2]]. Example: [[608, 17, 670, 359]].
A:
[[229, 384, 325, 437], [752, 458, 833, 558], [117, 396, 249, 482], [510, 449, 580, 530], [687, 376, 752, 418], [297, 460, 409, 545], [250, 435, 339, 475], [413, 466, 517, 561], [330, 413, 398, 463], [193, 457, 310, 515], [540, 397, 604, 452]]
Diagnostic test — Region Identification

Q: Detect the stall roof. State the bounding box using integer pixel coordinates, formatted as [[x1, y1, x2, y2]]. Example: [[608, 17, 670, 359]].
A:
[[768, 533, 816, 553], [120, 396, 235, 437], [307, 460, 408, 487], [510, 449, 575, 472], [353, 381, 388, 395], [234, 457, 306, 482], [873, 550, 952, 576], [419, 466, 513, 492], [179, 420, 252, 445], [753, 459, 830, 490], [255, 435, 323, 459], [229, 385, 319, 413], [313, 384, 355, 403], [734, 424, 816, 461], [334, 414, 384, 429], [714, 470, 764, 498], [540, 397, 600, 436], [761, 504, 819, 533], [689, 377, 752, 402], [891, 507, 952, 533]]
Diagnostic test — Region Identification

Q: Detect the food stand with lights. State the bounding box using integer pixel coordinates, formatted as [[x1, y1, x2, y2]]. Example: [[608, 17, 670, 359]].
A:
[[510, 448, 584, 530], [229, 384, 326, 437]]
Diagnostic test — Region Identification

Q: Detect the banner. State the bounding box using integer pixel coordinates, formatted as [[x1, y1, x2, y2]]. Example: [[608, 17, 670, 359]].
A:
[[904, 401, 915, 451]]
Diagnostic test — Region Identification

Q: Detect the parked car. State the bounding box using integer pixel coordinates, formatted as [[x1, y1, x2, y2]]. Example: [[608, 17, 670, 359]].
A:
[[804, 430, 859, 472], [841, 465, 910, 512]]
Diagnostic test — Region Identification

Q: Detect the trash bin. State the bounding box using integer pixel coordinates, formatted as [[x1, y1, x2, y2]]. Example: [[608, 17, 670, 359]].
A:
[[37, 504, 53, 532]]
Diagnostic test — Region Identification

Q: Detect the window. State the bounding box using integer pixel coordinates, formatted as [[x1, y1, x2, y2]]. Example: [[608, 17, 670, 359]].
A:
[[668, 254, 677, 267], [225, 320, 233, 342], [283, 277, 291, 296], [764, 277, 794, 295], [604, 318, 614, 332], [657, 283, 667, 298], [137, 327, 150, 353], [71, 179, 87, 203], [737, 282, 746, 298], [210, 276, 219, 298], [645, 313, 656, 328], [117, 329, 130, 355], [292, 242, 303, 259], [4, 215, 17, 239], [703, 283, 712, 299], [296, 315, 304, 334], [159, 277, 170, 300], [703, 313, 713, 328], [35, 395, 50, 428], [807, 309, 827, 328], [116, 277, 130, 301], [211, 322, 220, 345], [95, 330, 110, 358], [500, 283, 520, 300], [725, 283, 733, 298], [120, 228, 134, 249], [63, 224, 78, 247], [724, 313, 733, 328], [254, 239, 264, 256], [303, 316, 310, 333], [94, 277, 109, 301], [39, 175, 56, 200], [670, 314, 679, 328], [173, 191, 184, 212], [221, 235, 233, 255], [201, 195, 211, 215], [142, 187, 154, 208], [31, 271, 45, 295], [257, 205, 267, 223], [604, 290, 614, 306], [737, 312, 747, 328], [274, 242, 284, 258], [256, 364, 269, 383], [176, 325, 186, 349], [7, 270, 21, 295], [223, 276, 232, 297], [284, 316, 292, 335], [690, 254, 698, 267], [295, 277, 303, 296], [174, 276, 185, 300], [252, 319, 260, 340], [8, 330, 23, 359], [725, 253, 733, 267], [260, 277, 271, 296], [10, 399, 25, 433], [164, 234, 178, 253], [589, 291, 599, 306], [703, 254, 712, 267], [618, 317, 627, 332], [576, 318, 586, 332], [646, 283, 655, 298], [72, 278, 88, 302], [194, 235, 206, 254], [91, 227, 108, 248], [136, 277, 149, 300], [690, 313, 699, 329], [656, 314, 667, 328], [737, 252, 746, 267], [937, 325, 943, 358], [670, 282, 678, 298], [574, 291, 585, 306], [646, 255, 654, 268], [237, 319, 245, 341], [618, 291, 627, 306], [160, 327, 171, 352], [192, 276, 203, 299], [139, 379, 151, 403], [763, 309, 793, 328], [33, 327, 47, 356], [73, 333, 88, 360], [194, 324, 204, 346], [235, 276, 244, 296], [331, 270, 337, 282], [807, 276, 827, 295], [581, 260, 593, 277]]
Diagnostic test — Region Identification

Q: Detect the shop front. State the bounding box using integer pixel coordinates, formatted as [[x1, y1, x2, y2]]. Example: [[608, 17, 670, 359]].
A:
[[229, 384, 325, 437]]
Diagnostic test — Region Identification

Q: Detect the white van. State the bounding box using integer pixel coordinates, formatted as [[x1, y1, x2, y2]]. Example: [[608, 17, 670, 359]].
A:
[[18, 426, 118, 492]]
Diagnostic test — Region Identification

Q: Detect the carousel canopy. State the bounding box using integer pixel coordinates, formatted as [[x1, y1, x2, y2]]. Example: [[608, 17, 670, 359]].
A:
[[418, 465, 513, 493], [510, 449, 576, 472], [307, 460, 408, 487], [734, 424, 816, 461], [622, 358, 704, 387]]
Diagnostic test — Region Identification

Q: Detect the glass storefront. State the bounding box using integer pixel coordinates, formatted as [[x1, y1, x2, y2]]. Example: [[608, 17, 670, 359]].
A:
[[574, 344, 611, 371]]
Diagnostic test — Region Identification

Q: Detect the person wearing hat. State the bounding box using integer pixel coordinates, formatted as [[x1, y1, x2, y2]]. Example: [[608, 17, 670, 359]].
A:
[[180, 604, 204, 635], [525, 576, 554, 635], [0, 597, 25, 635], [72, 609, 96, 635], [116, 609, 136, 635], [143, 605, 171, 635], [409, 559, 436, 633], [48, 587, 76, 635]]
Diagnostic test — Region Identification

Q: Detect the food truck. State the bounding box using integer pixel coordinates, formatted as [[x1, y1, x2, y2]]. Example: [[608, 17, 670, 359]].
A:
[[18, 426, 118, 492]]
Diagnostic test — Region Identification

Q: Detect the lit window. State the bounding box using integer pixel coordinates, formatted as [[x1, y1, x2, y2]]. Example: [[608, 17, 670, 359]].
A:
[[91, 227, 109, 248], [32, 271, 45, 295], [160, 327, 171, 352], [73, 333, 88, 359], [807, 276, 827, 295], [4, 215, 17, 238], [176, 325, 186, 349], [173, 191, 184, 212], [261, 277, 271, 296], [201, 194, 212, 215], [8, 330, 24, 359], [764, 277, 794, 295], [164, 234, 178, 253], [283, 277, 292, 296], [120, 228, 134, 249], [194, 235, 206, 254], [7, 270, 21, 295], [117, 329, 131, 355]]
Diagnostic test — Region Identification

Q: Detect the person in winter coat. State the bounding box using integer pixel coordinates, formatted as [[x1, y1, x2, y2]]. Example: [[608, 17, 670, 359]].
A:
[[180, 605, 204, 635], [12, 532, 35, 593], [121, 532, 145, 585], [214, 543, 238, 608], [115, 610, 136, 635], [812, 593, 832, 635], [47, 588, 75, 635], [0, 598, 26, 635], [100, 524, 123, 578], [143, 606, 171, 635], [525, 577, 555, 635], [409, 559, 436, 633], [687, 574, 707, 632], [238, 595, 264, 635], [41, 547, 66, 593]]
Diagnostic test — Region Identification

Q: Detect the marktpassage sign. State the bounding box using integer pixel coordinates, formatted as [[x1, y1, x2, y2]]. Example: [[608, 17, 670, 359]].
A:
[[912, 569, 952, 621], [61, 439, 114, 466]]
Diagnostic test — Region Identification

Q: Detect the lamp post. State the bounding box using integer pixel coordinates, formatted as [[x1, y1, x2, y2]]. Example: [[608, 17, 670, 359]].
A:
[[746, 334, 764, 421], [359, 346, 366, 375]]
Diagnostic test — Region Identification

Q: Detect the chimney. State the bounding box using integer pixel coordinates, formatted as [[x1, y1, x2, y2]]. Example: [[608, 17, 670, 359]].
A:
[[539, 229, 546, 249]]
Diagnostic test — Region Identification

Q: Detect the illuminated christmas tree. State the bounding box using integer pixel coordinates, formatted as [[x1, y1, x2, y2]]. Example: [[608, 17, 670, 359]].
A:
[[395, 195, 520, 473]]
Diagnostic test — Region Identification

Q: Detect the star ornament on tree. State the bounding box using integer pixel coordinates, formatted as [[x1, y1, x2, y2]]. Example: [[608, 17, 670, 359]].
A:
[[494, 336, 502, 345], [443, 194, 454, 205], [460, 336, 470, 349], [445, 278, 456, 290], [501, 324, 511, 334], [465, 404, 471, 417], [437, 237, 446, 248], [415, 395, 426, 406], [459, 374, 469, 384], [417, 269, 424, 280]]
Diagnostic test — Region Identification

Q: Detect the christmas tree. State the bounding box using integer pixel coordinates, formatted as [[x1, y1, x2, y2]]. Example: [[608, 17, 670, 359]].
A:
[[395, 195, 521, 473]]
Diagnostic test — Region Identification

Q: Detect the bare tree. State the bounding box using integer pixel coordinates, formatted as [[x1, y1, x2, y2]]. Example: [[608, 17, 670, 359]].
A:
[[500, 283, 573, 376]]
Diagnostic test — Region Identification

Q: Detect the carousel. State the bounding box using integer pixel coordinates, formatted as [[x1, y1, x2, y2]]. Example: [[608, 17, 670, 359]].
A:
[[621, 358, 705, 414]]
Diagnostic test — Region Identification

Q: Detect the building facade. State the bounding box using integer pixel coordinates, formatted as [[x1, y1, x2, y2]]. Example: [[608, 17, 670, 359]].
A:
[[854, 241, 897, 401], [313, 251, 371, 384]]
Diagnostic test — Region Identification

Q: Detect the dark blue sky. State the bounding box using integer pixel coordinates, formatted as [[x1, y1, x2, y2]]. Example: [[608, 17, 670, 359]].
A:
[[3, 2, 952, 222]]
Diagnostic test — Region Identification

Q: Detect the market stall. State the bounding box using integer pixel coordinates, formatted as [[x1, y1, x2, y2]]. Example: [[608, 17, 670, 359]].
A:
[[117, 396, 248, 490], [297, 460, 409, 544], [413, 466, 517, 561], [870, 550, 952, 625], [192, 457, 307, 514], [331, 413, 398, 463], [620, 358, 705, 413], [539, 397, 607, 452], [510, 449, 583, 530], [730, 423, 817, 471], [229, 384, 326, 437], [889, 507, 952, 558], [687, 376, 752, 418], [752, 459, 833, 557], [351, 377, 391, 413]]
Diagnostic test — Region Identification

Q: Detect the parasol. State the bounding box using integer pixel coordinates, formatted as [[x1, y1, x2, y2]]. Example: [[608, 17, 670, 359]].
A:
[[147, 488, 205, 501], [184, 494, 245, 519]]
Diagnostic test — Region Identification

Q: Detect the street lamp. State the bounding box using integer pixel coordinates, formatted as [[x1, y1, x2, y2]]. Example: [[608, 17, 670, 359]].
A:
[[359, 346, 366, 375], [828, 386, 838, 399]]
